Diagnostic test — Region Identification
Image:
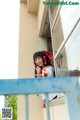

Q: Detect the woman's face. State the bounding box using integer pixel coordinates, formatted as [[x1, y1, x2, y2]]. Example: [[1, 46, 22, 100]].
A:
[[34, 56, 43, 67]]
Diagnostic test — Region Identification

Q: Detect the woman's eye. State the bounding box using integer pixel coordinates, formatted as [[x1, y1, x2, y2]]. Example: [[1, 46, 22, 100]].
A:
[[38, 57, 41, 59], [35, 59, 37, 62], [35, 57, 42, 62]]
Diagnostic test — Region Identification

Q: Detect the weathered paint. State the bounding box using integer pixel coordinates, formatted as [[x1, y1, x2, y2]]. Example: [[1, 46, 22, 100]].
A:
[[0, 77, 79, 94]]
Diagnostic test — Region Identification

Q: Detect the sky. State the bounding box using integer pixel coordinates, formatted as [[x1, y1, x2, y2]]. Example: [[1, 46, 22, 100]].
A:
[[0, 0, 20, 110]]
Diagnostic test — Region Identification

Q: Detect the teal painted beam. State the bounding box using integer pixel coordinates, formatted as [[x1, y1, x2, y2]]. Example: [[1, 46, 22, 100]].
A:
[[0, 77, 79, 95], [65, 89, 80, 120], [45, 94, 50, 120], [25, 95, 29, 120]]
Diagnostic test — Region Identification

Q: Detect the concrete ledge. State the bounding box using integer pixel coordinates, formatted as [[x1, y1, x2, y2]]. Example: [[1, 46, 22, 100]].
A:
[[27, 0, 40, 14]]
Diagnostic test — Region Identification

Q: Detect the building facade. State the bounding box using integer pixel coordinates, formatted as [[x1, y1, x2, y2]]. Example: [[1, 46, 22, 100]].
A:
[[18, 0, 80, 120]]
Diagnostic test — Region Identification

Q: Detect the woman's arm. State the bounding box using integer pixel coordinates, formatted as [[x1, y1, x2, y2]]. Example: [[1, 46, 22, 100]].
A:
[[42, 66, 54, 77]]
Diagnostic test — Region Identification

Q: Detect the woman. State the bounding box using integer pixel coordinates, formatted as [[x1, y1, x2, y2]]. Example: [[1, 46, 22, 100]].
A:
[[33, 50, 57, 107]]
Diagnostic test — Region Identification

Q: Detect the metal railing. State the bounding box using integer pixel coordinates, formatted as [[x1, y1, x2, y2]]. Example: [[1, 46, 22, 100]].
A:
[[0, 77, 80, 120]]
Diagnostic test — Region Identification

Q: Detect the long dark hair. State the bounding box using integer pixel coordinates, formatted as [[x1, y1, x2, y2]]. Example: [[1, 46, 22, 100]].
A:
[[33, 51, 53, 77]]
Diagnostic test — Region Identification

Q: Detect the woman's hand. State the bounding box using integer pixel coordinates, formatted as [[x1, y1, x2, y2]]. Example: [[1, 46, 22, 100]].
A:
[[37, 72, 48, 77], [42, 70, 48, 77]]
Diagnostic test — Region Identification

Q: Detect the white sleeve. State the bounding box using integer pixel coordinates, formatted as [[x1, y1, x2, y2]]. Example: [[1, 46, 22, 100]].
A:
[[44, 66, 54, 77]]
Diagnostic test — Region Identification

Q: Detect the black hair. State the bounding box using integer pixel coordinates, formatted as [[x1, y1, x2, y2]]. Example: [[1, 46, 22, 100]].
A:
[[33, 51, 44, 60], [33, 51, 52, 67]]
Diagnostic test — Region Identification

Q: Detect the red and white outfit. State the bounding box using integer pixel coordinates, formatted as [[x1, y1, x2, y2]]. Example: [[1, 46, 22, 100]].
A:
[[39, 66, 57, 101], [41, 66, 54, 77]]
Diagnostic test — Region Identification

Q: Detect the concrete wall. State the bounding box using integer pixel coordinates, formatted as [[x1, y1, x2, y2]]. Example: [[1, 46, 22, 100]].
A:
[[38, 0, 48, 36], [18, 2, 43, 120], [52, 104, 67, 120]]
